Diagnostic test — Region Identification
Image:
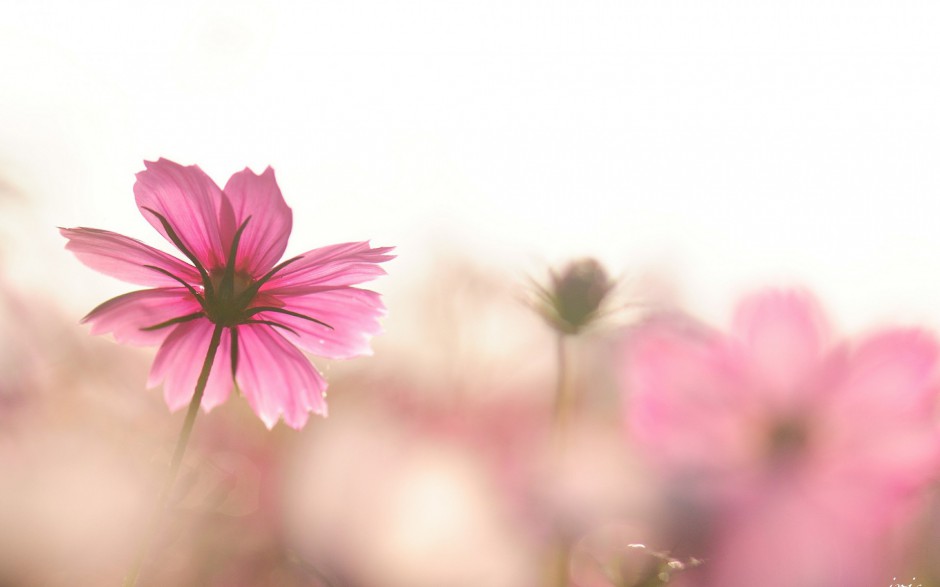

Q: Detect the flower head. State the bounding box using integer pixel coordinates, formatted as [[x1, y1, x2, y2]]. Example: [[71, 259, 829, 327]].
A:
[[535, 258, 615, 335], [624, 290, 940, 586], [62, 159, 393, 429]]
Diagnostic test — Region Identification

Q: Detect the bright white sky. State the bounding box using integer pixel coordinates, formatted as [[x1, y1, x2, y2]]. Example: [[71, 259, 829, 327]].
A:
[[3, 1, 940, 331]]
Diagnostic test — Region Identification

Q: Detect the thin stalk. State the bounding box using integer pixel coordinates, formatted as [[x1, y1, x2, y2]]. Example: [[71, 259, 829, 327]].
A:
[[549, 534, 573, 587], [550, 332, 571, 587], [552, 333, 571, 443], [122, 323, 225, 587]]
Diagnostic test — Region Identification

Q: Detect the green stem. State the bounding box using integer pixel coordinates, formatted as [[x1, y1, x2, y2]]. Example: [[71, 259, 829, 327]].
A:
[[550, 332, 571, 587], [122, 324, 225, 587], [552, 333, 570, 444]]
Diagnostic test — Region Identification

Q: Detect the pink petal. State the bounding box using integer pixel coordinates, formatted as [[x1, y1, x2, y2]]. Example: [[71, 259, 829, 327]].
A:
[[134, 159, 227, 271], [82, 288, 202, 347], [730, 289, 830, 409], [822, 329, 940, 487], [626, 317, 759, 475], [261, 242, 395, 296], [60, 227, 201, 286], [219, 167, 292, 276], [838, 328, 939, 412], [148, 320, 233, 413], [234, 324, 327, 429], [253, 288, 385, 359], [706, 489, 893, 587]]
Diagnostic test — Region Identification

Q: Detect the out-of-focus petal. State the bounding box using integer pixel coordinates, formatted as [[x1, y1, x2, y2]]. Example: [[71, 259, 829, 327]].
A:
[[627, 318, 759, 475], [823, 329, 940, 489], [235, 324, 327, 429], [148, 320, 232, 413], [254, 288, 385, 359], [626, 290, 939, 586], [219, 167, 292, 276], [704, 489, 892, 587], [261, 242, 395, 296], [82, 288, 202, 347], [838, 328, 938, 413], [730, 290, 830, 409], [134, 159, 226, 271], [60, 227, 201, 286]]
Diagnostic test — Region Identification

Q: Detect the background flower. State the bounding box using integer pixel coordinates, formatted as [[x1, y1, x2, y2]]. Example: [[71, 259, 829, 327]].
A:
[[624, 290, 940, 586]]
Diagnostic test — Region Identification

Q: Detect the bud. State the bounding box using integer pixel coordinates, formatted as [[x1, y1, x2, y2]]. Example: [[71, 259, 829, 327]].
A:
[[535, 258, 615, 334]]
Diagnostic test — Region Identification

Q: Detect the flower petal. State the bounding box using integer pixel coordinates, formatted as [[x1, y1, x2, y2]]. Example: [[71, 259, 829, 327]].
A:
[[82, 288, 202, 346], [148, 320, 233, 413], [219, 166, 292, 276], [234, 324, 327, 429], [253, 288, 385, 359], [840, 329, 938, 413], [823, 329, 940, 488], [201, 328, 234, 412], [261, 242, 394, 296], [60, 227, 201, 286], [706, 488, 893, 587], [626, 316, 759, 475], [134, 158, 227, 271], [730, 289, 830, 409]]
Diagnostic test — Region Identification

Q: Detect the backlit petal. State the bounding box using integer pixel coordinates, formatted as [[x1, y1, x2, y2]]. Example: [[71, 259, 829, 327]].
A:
[[627, 316, 759, 475], [261, 242, 394, 296], [219, 167, 292, 276], [706, 489, 891, 587], [235, 324, 327, 429], [82, 288, 202, 347], [839, 328, 938, 413], [201, 328, 234, 412], [254, 288, 385, 359], [148, 320, 232, 413], [60, 227, 200, 286], [730, 289, 830, 409], [823, 329, 940, 487], [134, 158, 226, 271]]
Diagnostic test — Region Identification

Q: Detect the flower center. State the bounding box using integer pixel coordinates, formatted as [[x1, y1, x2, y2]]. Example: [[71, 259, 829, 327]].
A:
[[765, 416, 811, 463], [204, 269, 255, 326], [138, 211, 333, 337]]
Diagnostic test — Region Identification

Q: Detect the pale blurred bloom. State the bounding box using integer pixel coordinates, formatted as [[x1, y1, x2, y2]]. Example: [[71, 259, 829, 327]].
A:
[[283, 399, 537, 587], [624, 290, 940, 586], [62, 158, 393, 428], [534, 419, 654, 536]]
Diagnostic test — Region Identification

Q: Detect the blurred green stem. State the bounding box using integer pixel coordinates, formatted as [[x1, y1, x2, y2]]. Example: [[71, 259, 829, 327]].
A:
[[122, 324, 224, 587], [551, 332, 571, 587], [552, 333, 571, 443]]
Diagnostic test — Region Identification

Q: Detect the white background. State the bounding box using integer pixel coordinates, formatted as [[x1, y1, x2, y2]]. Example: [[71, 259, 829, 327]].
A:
[[3, 0, 940, 330]]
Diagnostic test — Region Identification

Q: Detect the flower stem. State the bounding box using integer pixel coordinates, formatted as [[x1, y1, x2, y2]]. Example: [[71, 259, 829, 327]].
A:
[[550, 332, 571, 587], [552, 333, 571, 445], [122, 324, 225, 587]]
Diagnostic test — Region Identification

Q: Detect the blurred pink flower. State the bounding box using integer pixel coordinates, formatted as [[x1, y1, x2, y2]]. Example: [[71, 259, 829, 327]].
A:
[[62, 158, 393, 429], [625, 290, 940, 586]]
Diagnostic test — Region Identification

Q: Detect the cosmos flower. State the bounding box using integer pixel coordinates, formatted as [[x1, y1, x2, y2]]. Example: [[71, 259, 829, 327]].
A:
[[624, 290, 940, 586], [62, 158, 393, 429]]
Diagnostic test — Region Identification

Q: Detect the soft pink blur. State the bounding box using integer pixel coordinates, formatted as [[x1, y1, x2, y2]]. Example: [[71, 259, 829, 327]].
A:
[[625, 289, 940, 586], [0, 253, 662, 586], [10, 178, 940, 586]]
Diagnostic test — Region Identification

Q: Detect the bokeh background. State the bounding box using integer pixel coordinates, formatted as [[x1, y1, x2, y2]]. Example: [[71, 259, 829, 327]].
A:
[[4, 1, 940, 585]]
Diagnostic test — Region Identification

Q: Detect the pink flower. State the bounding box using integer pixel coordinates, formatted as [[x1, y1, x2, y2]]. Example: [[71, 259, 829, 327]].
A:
[[624, 290, 940, 586], [62, 159, 393, 429]]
